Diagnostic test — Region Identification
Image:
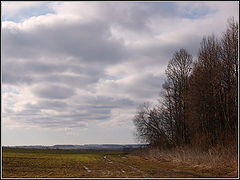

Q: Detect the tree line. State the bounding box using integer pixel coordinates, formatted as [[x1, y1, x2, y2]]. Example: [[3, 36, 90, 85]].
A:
[[133, 18, 238, 150]]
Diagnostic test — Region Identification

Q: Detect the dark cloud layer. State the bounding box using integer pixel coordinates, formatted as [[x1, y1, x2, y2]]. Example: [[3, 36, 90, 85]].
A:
[[2, 20, 129, 64]]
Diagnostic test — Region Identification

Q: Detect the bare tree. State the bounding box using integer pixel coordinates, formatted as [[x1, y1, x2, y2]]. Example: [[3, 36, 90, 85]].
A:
[[188, 35, 220, 148], [188, 17, 238, 148], [164, 48, 193, 146], [133, 103, 171, 148], [218, 17, 238, 143]]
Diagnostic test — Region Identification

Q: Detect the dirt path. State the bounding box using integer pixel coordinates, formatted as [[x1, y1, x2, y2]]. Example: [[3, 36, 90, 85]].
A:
[[102, 154, 148, 178], [83, 165, 91, 173], [103, 155, 128, 177], [101, 154, 208, 178], [128, 165, 147, 177], [103, 155, 113, 164]]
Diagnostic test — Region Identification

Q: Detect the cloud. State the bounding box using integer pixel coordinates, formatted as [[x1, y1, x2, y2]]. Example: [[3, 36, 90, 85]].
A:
[[2, 2, 238, 131], [2, 19, 128, 63], [25, 100, 68, 110], [95, 72, 165, 103], [32, 85, 75, 99]]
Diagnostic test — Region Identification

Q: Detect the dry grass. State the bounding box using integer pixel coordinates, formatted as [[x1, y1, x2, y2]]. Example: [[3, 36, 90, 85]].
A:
[[144, 145, 238, 177]]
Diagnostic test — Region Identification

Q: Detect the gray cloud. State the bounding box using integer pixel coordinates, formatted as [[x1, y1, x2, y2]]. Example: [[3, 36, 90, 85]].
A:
[[25, 100, 67, 110], [131, 34, 202, 62], [25, 116, 88, 128], [96, 73, 165, 102], [9, 105, 112, 128], [39, 74, 98, 88], [2, 20, 129, 64], [2, 57, 105, 87], [32, 85, 75, 99], [3, 60, 67, 74], [2, 71, 33, 85], [82, 96, 137, 108]]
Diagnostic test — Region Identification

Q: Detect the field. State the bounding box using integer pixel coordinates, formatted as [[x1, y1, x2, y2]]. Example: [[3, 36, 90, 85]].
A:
[[2, 147, 233, 178]]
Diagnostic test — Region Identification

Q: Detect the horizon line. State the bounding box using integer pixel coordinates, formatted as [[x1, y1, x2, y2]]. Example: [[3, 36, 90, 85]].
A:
[[2, 143, 148, 147]]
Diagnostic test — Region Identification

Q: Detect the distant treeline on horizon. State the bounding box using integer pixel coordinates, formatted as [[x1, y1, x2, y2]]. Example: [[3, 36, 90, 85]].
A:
[[3, 144, 148, 150]]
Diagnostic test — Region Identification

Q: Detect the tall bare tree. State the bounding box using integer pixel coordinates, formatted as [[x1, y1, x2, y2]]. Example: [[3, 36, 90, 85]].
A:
[[188, 17, 238, 148], [218, 17, 238, 143], [188, 35, 220, 148], [164, 48, 193, 146]]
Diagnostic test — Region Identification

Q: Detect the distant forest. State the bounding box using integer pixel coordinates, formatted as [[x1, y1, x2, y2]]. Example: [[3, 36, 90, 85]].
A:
[[133, 17, 238, 151]]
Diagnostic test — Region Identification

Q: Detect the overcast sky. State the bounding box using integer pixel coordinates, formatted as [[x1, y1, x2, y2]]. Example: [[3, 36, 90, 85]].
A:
[[2, 1, 238, 146]]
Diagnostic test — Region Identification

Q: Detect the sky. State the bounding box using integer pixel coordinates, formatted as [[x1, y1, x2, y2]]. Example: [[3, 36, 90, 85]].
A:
[[1, 1, 239, 146]]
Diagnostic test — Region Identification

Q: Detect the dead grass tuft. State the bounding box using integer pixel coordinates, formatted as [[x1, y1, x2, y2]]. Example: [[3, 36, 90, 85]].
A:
[[145, 145, 238, 177]]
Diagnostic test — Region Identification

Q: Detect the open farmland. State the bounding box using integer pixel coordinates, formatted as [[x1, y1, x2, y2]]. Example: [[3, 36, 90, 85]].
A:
[[2, 147, 231, 178]]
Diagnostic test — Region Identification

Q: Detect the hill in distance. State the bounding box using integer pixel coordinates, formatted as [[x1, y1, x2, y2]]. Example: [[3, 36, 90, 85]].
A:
[[4, 144, 148, 151]]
